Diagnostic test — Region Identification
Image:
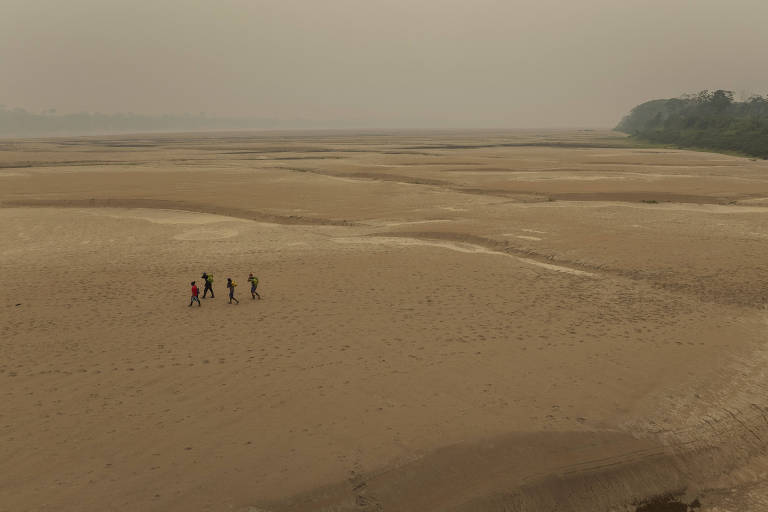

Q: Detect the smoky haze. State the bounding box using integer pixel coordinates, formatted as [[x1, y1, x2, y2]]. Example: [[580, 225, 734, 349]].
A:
[[2, 0, 768, 129]]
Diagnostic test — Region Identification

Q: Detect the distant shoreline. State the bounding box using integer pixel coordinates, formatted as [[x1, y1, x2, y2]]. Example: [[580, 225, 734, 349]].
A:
[[617, 90, 768, 159]]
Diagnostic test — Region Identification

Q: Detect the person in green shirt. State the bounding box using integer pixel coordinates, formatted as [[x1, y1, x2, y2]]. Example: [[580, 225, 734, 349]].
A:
[[248, 273, 261, 300], [201, 272, 215, 298]]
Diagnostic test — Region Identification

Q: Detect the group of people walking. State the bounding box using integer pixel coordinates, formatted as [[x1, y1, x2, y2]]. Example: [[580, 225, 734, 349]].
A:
[[189, 272, 260, 307]]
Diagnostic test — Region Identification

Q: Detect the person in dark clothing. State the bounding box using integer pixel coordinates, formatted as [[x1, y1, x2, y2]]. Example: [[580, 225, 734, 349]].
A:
[[227, 277, 239, 304], [201, 272, 214, 298], [189, 281, 201, 307]]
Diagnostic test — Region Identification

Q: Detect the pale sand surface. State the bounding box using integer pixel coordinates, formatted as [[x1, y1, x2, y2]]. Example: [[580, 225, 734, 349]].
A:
[[3, 131, 768, 511]]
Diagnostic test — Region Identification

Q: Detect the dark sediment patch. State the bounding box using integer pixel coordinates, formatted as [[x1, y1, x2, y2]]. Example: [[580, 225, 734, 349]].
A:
[[439, 167, 563, 173], [546, 191, 739, 204], [398, 141, 642, 151], [0, 160, 145, 169], [281, 166, 452, 187], [278, 166, 754, 205], [232, 156, 346, 161], [634, 494, 701, 511], [279, 166, 549, 201], [578, 161, 744, 167], [214, 148, 438, 156], [0, 198, 357, 226], [386, 161, 483, 166], [254, 431, 711, 512], [215, 148, 343, 154], [252, 395, 768, 512], [91, 143, 161, 148]]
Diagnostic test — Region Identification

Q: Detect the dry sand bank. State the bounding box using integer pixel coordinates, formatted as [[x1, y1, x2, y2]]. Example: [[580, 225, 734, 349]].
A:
[[2, 131, 768, 511]]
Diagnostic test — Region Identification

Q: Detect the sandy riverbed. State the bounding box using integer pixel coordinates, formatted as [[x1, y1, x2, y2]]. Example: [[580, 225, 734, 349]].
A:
[[2, 130, 768, 511]]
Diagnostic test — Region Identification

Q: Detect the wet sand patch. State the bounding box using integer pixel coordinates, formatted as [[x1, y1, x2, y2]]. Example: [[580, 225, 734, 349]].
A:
[[333, 236, 594, 277]]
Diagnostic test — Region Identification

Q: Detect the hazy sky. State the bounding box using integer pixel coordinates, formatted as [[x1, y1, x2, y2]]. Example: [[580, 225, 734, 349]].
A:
[[3, 0, 768, 128]]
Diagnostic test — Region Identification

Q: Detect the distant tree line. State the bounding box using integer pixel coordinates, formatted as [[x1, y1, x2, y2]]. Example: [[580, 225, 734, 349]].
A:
[[0, 106, 284, 137], [616, 90, 768, 158]]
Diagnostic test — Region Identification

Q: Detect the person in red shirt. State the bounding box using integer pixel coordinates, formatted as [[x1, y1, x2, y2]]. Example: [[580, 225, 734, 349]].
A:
[[189, 281, 201, 307]]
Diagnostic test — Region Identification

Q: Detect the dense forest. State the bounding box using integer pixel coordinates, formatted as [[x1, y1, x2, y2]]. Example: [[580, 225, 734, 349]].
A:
[[616, 90, 768, 158]]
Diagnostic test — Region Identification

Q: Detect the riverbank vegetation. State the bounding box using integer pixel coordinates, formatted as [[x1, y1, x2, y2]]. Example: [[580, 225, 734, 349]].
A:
[[616, 90, 768, 159]]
